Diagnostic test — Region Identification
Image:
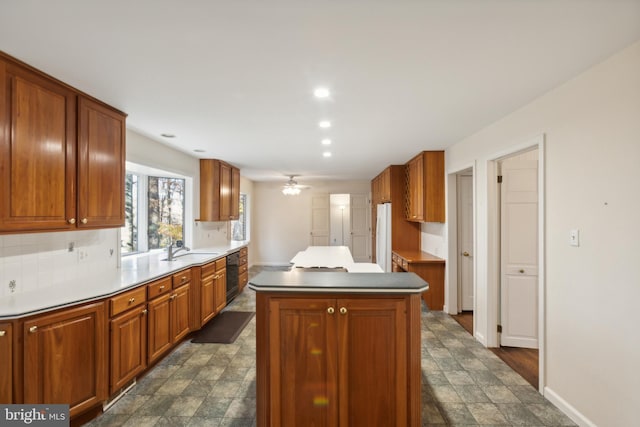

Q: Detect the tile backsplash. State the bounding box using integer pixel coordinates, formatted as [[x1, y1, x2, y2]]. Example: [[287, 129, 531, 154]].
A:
[[0, 229, 119, 297]]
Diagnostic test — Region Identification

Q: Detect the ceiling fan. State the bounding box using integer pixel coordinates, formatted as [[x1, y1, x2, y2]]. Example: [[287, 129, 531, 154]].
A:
[[282, 175, 309, 195]]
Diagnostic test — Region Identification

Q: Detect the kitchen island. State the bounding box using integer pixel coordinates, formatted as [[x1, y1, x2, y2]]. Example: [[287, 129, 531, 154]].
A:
[[249, 271, 428, 427]]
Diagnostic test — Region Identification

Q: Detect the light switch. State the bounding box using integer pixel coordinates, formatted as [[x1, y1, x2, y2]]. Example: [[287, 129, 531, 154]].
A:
[[569, 229, 580, 247]]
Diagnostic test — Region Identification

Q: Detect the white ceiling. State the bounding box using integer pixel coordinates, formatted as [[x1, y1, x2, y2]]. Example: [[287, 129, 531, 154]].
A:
[[1, 1, 639, 183]]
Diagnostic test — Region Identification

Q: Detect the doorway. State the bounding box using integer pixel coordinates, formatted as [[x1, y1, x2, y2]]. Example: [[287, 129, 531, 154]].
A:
[[490, 144, 543, 390], [457, 171, 474, 314]]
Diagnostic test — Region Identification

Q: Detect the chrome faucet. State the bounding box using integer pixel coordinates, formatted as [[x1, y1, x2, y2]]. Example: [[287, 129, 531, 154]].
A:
[[166, 239, 191, 261]]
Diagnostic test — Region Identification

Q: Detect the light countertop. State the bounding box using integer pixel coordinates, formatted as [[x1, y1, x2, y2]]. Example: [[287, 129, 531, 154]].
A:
[[0, 241, 249, 320]]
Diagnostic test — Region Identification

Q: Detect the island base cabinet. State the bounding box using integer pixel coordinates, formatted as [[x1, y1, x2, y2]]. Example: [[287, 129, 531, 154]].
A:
[[257, 293, 421, 427], [22, 302, 107, 418]]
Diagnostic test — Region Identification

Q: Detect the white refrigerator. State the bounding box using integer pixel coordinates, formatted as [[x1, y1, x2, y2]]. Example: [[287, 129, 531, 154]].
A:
[[376, 203, 392, 272]]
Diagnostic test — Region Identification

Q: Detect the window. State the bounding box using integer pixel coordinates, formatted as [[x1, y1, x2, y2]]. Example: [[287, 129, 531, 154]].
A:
[[121, 164, 190, 255], [147, 176, 185, 249], [231, 193, 247, 241], [122, 173, 139, 254]]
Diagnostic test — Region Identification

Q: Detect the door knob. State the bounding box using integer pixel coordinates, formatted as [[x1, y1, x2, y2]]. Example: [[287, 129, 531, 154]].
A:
[[81, 218, 88, 224], [68, 218, 76, 224], [327, 307, 335, 314], [519, 269, 525, 273], [339, 307, 347, 315], [462, 252, 470, 257], [29, 326, 38, 334]]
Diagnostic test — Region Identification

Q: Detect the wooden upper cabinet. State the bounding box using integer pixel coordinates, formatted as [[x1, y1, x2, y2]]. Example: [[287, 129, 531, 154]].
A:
[[0, 58, 77, 232], [199, 159, 240, 221], [23, 302, 107, 418], [0, 52, 126, 233], [77, 96, 126, 228], [406, 151, 445, 223], [371, 167, 391, 205]]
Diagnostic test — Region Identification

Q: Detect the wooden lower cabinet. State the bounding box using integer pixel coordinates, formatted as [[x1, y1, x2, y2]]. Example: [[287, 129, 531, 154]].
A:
[[109, 306, 147, 394], [393, 250, 446, 311], [200, 259, 226, 327], [22, 302, 107, 418], [0, 322, 13, 403], [258, 294, 421, 427], [239, 247, 249, 291], [172, 283, 191, 343], [148, 283, 191, 365], [214, 267, 227, 314], [200, 269, 216, 326]]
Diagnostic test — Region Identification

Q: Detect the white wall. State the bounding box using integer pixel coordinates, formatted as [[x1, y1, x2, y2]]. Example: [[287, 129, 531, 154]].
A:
[[445, 40, 640, 426], [253, 180, 370, 264]]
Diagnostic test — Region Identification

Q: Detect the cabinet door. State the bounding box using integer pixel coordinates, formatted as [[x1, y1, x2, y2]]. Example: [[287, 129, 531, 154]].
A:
[[0, 322, 12, 403], [23, 302, 107, 418], [230, 166, 240, 220], [201, 274, 216, 326], [214, 268, 227, 313], [147, 293, 172, 364], [407, 155, 424, 221], [337, 298, 407, 427], [110, 307, 147, 394], [172, 283, 191, 343], [0, 60, 77, 231], [267, 297, 338, 427], [219, 162, 232, 220], [77, 96, 125, 228]]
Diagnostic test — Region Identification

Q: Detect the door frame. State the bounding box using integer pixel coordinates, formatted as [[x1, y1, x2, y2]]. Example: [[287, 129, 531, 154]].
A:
[[456, 171, 474, 313], [487, 134, 545, 392], [445, 162, 477, 322]]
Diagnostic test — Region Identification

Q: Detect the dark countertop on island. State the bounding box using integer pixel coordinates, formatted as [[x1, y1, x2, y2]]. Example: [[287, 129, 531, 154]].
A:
[[248, 271, 429, 293]]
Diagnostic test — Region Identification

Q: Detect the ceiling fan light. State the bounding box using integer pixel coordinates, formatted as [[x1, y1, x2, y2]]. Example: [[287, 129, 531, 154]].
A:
[[282, 186, 301, 196]]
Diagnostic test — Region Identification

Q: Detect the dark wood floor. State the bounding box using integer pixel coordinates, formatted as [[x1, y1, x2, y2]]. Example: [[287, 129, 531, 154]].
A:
[[451, 311, 539, 389]]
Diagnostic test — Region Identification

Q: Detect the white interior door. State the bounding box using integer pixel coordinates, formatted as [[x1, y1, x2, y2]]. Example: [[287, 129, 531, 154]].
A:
[[349, 194, 370, 262], [457, 174, 474, 311], [500, 150, 539, 348], [311, 193, 330, 246]]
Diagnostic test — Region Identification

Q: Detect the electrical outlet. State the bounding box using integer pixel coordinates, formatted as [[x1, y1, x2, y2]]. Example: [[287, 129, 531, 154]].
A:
[[9, 280, 17, 293]]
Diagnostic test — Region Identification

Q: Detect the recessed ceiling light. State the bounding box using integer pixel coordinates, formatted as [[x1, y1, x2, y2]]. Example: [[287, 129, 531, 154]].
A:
[[193, 149, 206, 153], [321, 139, 332, 145], [313, 87, 330, 98], [323, 151, 332, 158], [318, 120, 331, 129], [161, 133, 176, 138]]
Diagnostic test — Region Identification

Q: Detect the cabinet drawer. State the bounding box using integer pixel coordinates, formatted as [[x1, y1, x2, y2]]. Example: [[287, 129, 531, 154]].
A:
[[402, 259, 409, 270], [239, 255, 248, 266], [215, 258, 226, 271], [201, 262, 216, 279], [392, 254, 399, 263], [172, 269, 191, 287], [239, 263, 248, 275], [239, 271, 248, 287], [148, 276, 172, 299], [240, 247, 248, 257], [110, 287, 147, 317]]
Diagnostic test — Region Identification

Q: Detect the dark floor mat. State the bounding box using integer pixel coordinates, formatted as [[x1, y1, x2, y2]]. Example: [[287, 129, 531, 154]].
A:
[[191, 311, 255, 344]]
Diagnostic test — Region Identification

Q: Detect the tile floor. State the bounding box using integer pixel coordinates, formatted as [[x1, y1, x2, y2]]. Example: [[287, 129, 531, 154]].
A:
[[86, 266, 575, 426]]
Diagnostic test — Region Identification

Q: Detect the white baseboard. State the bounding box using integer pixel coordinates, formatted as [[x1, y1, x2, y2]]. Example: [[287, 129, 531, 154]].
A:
[[475, 331, 487, 346], [544, 386, 596, 427]]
